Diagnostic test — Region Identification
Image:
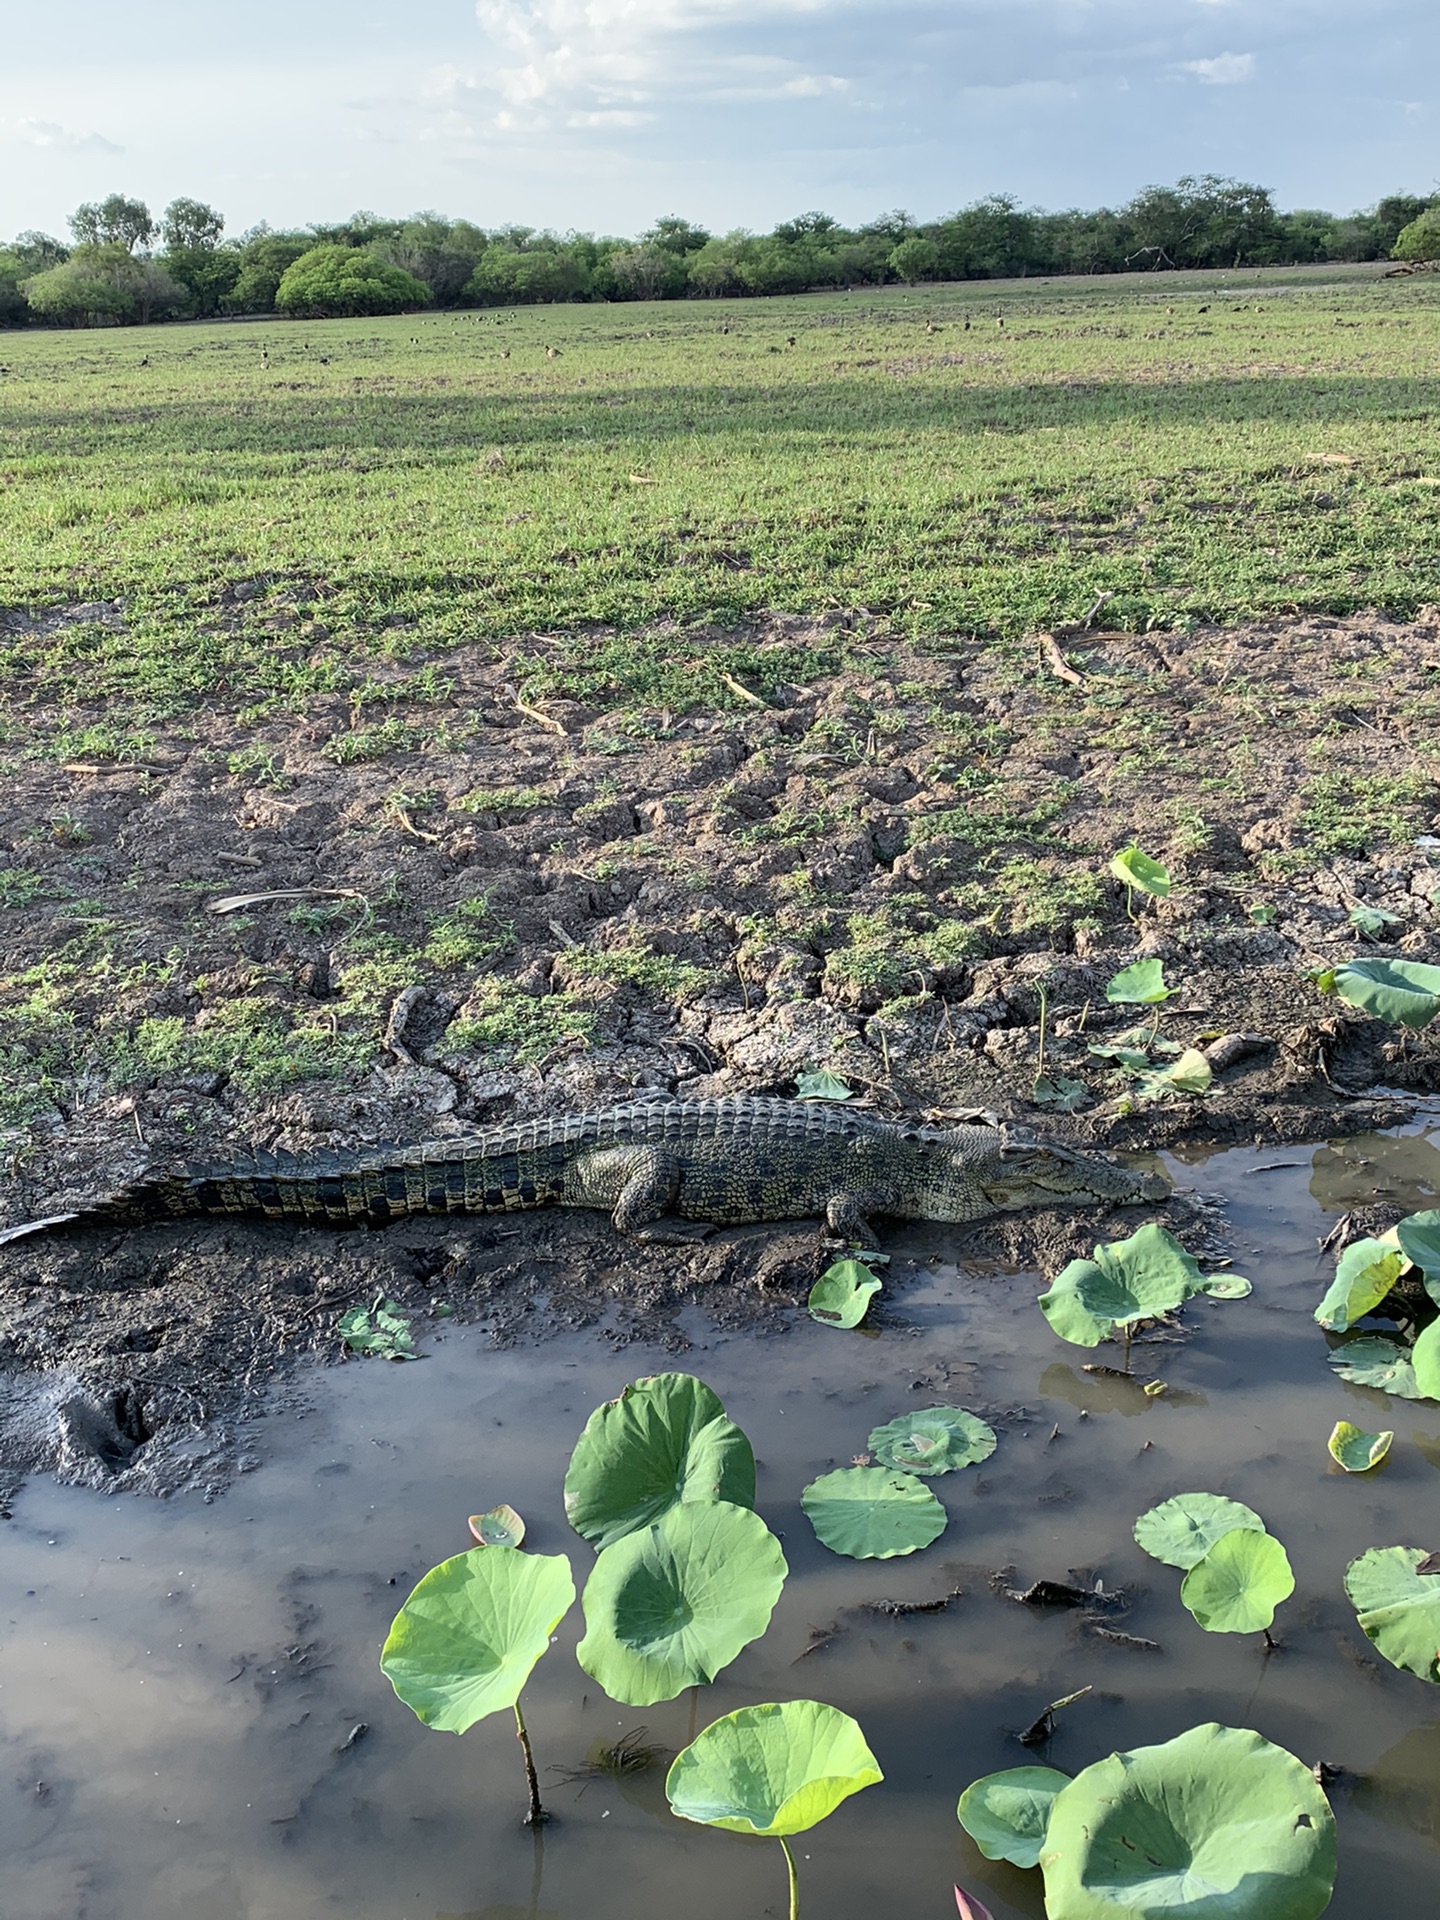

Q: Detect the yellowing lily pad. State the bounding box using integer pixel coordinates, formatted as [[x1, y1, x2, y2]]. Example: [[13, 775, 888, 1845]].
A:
[[1328, 1422, 1393, 1473]]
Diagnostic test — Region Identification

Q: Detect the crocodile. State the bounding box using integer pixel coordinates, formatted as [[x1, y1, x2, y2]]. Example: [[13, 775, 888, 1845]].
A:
[[0, 1097, 1167, 1248]]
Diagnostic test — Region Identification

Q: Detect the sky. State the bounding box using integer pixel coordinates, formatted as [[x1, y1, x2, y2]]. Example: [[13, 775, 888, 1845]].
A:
[[2, 1, 1436, 243]]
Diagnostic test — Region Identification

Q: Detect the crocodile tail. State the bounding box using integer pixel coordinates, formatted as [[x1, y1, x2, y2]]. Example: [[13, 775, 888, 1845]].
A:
[[0, 1172, 204, 1247]]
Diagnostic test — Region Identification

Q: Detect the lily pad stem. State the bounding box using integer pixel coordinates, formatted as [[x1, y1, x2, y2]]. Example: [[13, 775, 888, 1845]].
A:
[[1034, 985, 1049, 1090], [514, 1698, 548, 1827], [779, 1834, 800, 1920], [1122, 1322, 1132, 1374]]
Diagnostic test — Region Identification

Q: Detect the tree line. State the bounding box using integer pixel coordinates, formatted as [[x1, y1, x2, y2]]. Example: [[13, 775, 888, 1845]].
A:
[[3, 179, 1438, 328]]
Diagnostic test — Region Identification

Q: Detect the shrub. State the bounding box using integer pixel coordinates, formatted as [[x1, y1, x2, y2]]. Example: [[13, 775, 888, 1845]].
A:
[[274, 244, 432, 318]]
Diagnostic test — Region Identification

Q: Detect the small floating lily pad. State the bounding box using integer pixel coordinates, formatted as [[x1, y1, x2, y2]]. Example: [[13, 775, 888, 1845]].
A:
[[1346, 1545, 1440, 1682], [468, 1504, 526, 1548], [1133, 1492, 1266, 1569], [1200, 1273, 1253, 1299], [1328, 1336, 1424, 1400], [801, 1466, 946, 1560], [808, 1259, 882, 1329], [867, 1407, 997, 1475], [1328, 1422, 1393, 1473], [957, 1766, 1068, 1869], [1315, 1237, 1406, 1332]]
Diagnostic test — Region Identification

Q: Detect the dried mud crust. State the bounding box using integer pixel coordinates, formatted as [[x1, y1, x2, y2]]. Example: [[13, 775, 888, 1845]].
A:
[[0, 604, 1437, 1496]]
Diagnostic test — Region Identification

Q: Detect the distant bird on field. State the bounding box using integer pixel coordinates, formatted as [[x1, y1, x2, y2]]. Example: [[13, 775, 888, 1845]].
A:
[[139, 355, 149, 366], [963, 315, 971, 331], [787, 335, 796, 347], [546, 346, 561, 358], [319, 356, 329, 365], [501, 349, 510, 359], [1197, 305, 1209, 314]]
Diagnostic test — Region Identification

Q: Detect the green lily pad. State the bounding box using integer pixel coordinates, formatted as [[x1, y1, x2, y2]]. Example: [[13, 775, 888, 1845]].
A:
[[1180, 1528, 1294, 1634], [1324, 956, 1440, 1029], [801, 1466, 947, 1560], [1200, 1273, 1253, 1299], [867, 1406, 997, 1475], [468, 1504, 526, 1548], [563, 1373, 756, 1551], [1031, 1073, 1090, 1112], [1349, 904, 1404, 938], [957, 1767, 1069, 1869], [1315, 1237, 1406, 1332], [666, 1699, 882, 1836], [1345, 1545, 1440, 1682], [795, 1068, 853, 1101], [1105, 958, 1174, 1006], [380, 1548, 575, 1732], [1038, 1722, 1336, 1920], [1328, 1421, 1393, 1472], [808, 1258, 882, 1329], [576, 1500, 787, 1706], [1328, 1335, 1424, 1400], [1413, 1319, 1440, 1399], [1108, 847, 1172, 899], [1039, 1222, 1203, 1347], [1133, 1047, 1212, 1099], [1133, 1492, 1266, 1569], [1397, 1208, 1440, 1305]]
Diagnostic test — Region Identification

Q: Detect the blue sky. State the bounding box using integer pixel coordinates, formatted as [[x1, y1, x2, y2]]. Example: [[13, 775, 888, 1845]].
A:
[[3, 1, 1435, 242]]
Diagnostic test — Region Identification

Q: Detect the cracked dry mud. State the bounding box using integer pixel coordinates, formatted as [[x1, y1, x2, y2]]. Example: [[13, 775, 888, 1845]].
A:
[[0, 605, 1436, 1497]]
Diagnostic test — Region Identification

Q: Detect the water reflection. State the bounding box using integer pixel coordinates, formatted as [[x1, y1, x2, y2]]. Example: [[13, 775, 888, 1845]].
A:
[[1039, 1363, 1207, 1417], [1309, 1129, 1440, 1214], [1354, 1721, 1440, 1846]]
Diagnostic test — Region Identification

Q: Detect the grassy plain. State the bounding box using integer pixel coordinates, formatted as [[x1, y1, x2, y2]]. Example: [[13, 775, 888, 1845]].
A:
[[3, 260, 1440, 729]]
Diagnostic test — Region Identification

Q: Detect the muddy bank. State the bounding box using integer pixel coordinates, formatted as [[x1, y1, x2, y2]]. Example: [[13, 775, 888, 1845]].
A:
[[0, 606, 1436, 1493]]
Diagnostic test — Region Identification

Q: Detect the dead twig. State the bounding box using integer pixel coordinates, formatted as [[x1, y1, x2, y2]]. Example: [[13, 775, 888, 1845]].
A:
[[513, 693, 567, 735], [206, 887, 366, 916], [721, 671, 767, 708]]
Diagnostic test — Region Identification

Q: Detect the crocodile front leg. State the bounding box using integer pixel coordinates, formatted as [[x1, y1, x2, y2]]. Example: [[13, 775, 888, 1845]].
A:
[[563, 1145, 682, 1233], [826, 1188, 899, 1246]]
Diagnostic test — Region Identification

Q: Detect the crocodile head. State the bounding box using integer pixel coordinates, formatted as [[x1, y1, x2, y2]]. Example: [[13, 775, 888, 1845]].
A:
[[927, 1125, 1169, 1218]]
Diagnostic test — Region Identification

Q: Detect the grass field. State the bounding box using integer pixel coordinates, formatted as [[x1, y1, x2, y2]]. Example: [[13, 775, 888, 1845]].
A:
[[3, 260, 1440, 731]]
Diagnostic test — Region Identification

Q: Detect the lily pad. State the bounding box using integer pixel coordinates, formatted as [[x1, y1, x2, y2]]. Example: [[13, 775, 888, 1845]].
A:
[[1133, 1492, 1266, 1569], [666, 1699, 882, 1835], [1133, 1047, 1212, 1099], [1328, 1421, 1393, 1472], [380, 1548, 575, 1732], [1349, 904, 1404, 938], [564, 1373, 756, 1551], [801, 1466, 947, 1560], [1345, 1545, 1440, 1682], [576, 1500, 787, 1706], [1038, 1722, 1336, 1920], [1413, 1319, 1440, 1399], [1324, 956, 1440, 1029], [957, 1766, 1069, 1869], [867, 1406, 997, 1475], [1315, 1237, 1406, 1332], [1039, 1222, 1203, 1347], [1396, 1208, 1440, 1301], [1180, 1528, 1294, 1634], [1328, 1335, 1424, 1400], [1108, 847, 1171, 899], [1105, 958, 1174, 1005], [796, 1068, 853, 1101], [1031, 1074, 1090, 1112], [468, 1504, 526, 1548], [808, 1259, 882, 1329], [1200, 1273, 1253, 1299]]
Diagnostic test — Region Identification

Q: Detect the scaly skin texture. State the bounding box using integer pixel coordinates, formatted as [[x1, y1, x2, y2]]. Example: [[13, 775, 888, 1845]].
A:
[[0, 1097, 1169, 1247]]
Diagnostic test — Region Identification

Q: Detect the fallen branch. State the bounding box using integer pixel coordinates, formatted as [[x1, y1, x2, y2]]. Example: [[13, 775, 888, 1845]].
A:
[[721, 671, 767, 708]]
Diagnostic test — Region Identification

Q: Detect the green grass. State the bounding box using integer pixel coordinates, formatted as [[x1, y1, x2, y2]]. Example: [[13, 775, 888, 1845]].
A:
[[3, 262, 1440, 726]]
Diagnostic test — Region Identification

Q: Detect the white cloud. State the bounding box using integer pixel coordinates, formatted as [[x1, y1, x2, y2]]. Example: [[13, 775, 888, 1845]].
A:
[[1182, 50, 1255, 83], [468, 0, 848, 124], [11, 116, 122, 154]]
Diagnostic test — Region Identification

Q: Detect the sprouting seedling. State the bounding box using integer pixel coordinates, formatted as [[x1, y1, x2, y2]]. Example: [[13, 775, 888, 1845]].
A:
[[381, 1547, 575, 1826], [1031, 982, 1089, 1112], [666, 1700, 882, 1920], [1107, 845, 1171, 920]]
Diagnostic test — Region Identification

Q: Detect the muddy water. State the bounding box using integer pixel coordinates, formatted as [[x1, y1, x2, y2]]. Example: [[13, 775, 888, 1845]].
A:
[[4, 1124, 1440, 1920]]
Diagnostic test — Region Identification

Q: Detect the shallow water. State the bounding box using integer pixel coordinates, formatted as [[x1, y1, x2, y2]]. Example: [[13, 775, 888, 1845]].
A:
[[4, 1121, 1440, 1920]]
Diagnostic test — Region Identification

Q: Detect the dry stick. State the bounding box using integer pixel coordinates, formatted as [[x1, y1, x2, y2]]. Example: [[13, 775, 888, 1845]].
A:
[[206, 887, 367, 916], [514, 1700, 548, 1826], [514, 694, 568, 736], [721, 671, 767, 708]]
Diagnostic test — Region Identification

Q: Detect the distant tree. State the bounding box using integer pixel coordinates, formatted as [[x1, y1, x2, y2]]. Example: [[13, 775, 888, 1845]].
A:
[[605, 243, 683, 300], [862, 209, 918, 242], [931, 195, 1041, 279], [1393, 209, 1440, 263], [888, 235, 940, 283], [161, 197, 224, 250], [165, 246, 242, 316], [228, 232, 314, 312], [1278, 209, 1341, 264], [11, 230, 68, 273], [374, 214, 488, 303], [465, 245, 588, 304], [307, 210, 403, 249], [642, 216, 711, 256], [773, 211, 840, 243], [0, 253, 29, 325], [1372, 194, 1436, 254], [22, 244, 184, 326], [275, 244, 432, 317], [68, 194, 156, 253]]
